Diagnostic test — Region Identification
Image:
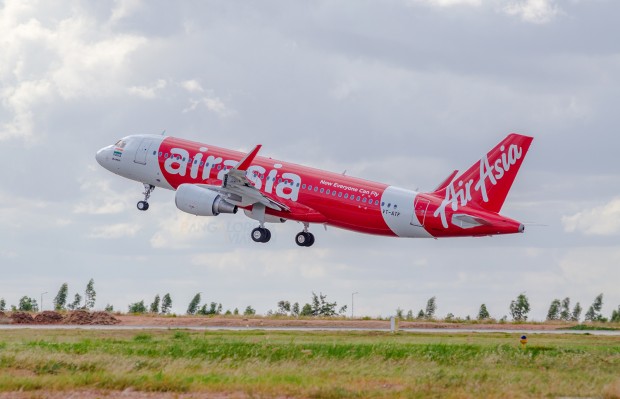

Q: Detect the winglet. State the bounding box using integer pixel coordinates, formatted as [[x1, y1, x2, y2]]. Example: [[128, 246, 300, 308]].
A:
[[235, 144, 262, 171]]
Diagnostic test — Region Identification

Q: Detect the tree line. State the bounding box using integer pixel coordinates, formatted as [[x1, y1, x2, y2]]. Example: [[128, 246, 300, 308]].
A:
[[393, 292, 620, 323], [2, 283, 619, 323]]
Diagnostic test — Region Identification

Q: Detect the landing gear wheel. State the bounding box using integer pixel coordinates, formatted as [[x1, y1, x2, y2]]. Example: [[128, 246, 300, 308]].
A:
[[295, 232, 315, 247], [137, 201, 149, 211], [251, 227, 271, 243], [264, 229, 271, 243], [137, 184, 155, 212]]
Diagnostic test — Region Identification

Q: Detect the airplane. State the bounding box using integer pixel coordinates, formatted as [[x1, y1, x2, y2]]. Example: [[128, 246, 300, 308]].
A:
[[96, 133, 533, 247]]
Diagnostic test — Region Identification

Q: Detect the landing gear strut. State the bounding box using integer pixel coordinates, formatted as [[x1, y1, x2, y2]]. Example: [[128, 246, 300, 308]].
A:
[[295, 223, 315, 247], [137, 184, 155, 211], [249, 203, 271, 243], [251, 226, 271, 243]]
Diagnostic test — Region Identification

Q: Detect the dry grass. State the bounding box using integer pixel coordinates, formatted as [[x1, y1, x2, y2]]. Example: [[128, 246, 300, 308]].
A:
[[0, 329, 618, 398]]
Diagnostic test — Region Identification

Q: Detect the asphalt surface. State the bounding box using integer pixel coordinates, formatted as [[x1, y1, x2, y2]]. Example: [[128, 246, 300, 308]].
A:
[[0, 325, 619, 335]]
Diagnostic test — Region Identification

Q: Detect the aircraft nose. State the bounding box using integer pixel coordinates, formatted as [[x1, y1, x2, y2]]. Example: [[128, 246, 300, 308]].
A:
[[96, 147, 109, 167]]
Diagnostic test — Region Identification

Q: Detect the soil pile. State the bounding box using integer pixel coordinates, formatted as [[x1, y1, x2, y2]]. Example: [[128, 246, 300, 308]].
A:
[[33, 311, 65, 324], [5, 310, 120, 325], [10, 312, 34, 324], [63, 310, 120, 325]]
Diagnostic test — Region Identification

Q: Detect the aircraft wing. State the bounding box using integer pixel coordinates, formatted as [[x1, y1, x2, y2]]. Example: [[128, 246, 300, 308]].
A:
[[199, 144, 290, 212]]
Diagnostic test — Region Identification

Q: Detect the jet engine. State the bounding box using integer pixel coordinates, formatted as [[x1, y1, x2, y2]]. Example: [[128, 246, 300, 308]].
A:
[[175, 184, 238, 216]]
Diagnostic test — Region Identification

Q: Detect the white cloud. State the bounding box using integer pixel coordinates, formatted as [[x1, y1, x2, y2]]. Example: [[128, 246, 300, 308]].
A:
[[411, 0, 482, 6], [150, 212, 215, 249], [0, 79, 52, 141], [128, 79, 167, 99], [89, 223, 141, 239], [182, 95, 234, 117], [109, 0, 144, 24], [410, 0, 561, 24], [558, 247, 620, 304], [73, 180, 131, 215], [0, 0, 146, 141], [562, 198, 620, 236], [503, 0, 560, 24], [191, 248, 339, 279], [181, 80, 204, 93]]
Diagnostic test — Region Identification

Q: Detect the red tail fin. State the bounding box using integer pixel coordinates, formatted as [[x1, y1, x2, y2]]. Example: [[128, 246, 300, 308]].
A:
[[432, 133, 533, 213]]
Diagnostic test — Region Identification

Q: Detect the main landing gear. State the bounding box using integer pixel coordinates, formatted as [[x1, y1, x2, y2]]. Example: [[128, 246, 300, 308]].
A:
[[295, 223, 315, 247], [251, 226, 271, 243], [137, 184, 155, 211]]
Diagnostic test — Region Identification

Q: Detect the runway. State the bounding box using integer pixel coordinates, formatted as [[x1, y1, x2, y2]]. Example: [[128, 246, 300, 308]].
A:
[[1, 324, 619, 335]]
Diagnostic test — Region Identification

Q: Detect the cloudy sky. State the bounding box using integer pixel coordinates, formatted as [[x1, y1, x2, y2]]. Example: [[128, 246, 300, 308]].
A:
[[1, 0, 619, 320]]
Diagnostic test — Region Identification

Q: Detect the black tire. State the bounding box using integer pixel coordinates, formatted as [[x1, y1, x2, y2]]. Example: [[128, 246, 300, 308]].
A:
[[306, 232, 315, 247], [137, 201, 149, 211], [263, 229, 271, 243], [251, 227, 266, 243], [295, 232, 307, 246], [296, 232, 314, 247]]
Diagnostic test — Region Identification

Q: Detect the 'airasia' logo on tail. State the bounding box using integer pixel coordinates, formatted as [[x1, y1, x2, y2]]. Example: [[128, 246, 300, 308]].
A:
[[433, 144, 523, 228]]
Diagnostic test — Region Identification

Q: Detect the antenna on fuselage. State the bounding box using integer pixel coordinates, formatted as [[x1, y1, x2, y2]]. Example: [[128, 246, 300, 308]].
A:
[[161, 129, 166, 136], [342, 170, 347, 176]]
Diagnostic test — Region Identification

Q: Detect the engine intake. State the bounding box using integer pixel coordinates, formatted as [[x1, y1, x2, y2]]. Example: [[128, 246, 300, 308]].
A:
[[175, 184, 238, 216]]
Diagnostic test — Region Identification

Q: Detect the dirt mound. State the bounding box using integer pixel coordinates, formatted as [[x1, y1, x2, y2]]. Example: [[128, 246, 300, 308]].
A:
[[91, 311, 121, 325], [63, 310, 120, 325], [10, 312, 34, 324], [0, 311, 5, 317], [33, 311, 65, 324]]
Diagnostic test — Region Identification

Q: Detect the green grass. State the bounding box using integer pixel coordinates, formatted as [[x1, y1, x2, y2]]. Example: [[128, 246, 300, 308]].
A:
[[0, 329, 619, 398], [562, 324, 620, 331]]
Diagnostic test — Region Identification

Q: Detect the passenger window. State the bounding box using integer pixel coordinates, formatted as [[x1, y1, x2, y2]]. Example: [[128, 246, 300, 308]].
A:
[[314, 187, 318, 192], [152, 151, 156, 155], [356, 196, 361, 201], [302, 184, 306, 189], [332, 191, 336, 196], [362, 198, 367, 203], [308, 185, 312, 190], [375, 200, 379, 205], [206, 163, 210, 167], [200, 161, 204, 166], [344, 193, 348, 199], [326, 189, 330, 195], [296, 183, 300, 187], [164, 153, 169, 158], [394, 204, 398, 209], [158, 152, 162, 157], [217, 165, 221, 170], [320, 188, 324, 193], [338, 192, 342, 198]]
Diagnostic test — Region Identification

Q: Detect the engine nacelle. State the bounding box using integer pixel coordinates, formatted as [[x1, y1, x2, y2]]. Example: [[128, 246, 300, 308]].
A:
[[175, 184, 238, 216]]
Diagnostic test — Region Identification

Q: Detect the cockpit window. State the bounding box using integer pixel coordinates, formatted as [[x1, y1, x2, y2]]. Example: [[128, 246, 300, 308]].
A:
[[114, 140, 127, 149]]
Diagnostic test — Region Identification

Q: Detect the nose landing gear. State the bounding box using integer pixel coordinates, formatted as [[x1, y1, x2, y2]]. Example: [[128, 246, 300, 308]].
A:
[[137, 184, 155, 211]]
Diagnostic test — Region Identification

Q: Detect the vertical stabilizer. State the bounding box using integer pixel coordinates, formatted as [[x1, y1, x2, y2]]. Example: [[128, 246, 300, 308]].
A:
[[431, 134, 533, 213]]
